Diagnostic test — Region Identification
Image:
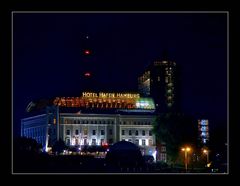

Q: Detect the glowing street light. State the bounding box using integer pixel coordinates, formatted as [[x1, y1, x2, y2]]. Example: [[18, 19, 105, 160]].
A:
[[84, 49, 91, 55], [203, 149, 209, 166], [84, 72, 91, 77], [181, 146, 191, 172]]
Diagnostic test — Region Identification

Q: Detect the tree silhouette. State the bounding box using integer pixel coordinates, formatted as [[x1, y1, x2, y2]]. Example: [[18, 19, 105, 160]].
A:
[[52, 139, 67, 154], [153, 112, 197, 164], [14, 137, 42, 153]]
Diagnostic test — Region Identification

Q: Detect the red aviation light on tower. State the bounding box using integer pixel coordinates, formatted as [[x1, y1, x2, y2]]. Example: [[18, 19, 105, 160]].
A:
[[84, 49, 91, 55], [84, 72, 91, 77]]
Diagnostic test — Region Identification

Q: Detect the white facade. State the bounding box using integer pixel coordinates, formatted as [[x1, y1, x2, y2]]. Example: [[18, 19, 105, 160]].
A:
[[59, 113, 156, 156], [21, 110, 159, 157]]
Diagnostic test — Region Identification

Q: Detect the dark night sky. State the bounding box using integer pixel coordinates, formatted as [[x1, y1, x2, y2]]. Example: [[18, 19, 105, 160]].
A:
[[13, 13, 227, 137]]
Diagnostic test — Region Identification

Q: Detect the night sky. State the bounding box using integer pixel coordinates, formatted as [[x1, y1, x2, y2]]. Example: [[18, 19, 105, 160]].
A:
[[13, 12, 227, 137]]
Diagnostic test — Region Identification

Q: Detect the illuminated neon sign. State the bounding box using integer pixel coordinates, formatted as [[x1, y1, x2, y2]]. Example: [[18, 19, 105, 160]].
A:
[[53, 92, 155, 110], [82, 92, 140, 99], [198, 119, 209, 144]]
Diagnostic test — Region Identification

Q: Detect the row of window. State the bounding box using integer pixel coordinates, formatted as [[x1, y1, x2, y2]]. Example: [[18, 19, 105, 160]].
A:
[[65, 138, 153, 146], [159, 153, 167, 162], [64, 119, 115, 124], [121, 129, 152, 136], [66, 129, 152, 136], [65, 138, 114, 146], [63, 119, 152, 125], [66, 129, 113, 136], [120, 121, 152, 125], [122, 139, 153, 146]]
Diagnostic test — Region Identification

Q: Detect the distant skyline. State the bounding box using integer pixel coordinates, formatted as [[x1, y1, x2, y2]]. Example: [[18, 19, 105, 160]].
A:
[[13, 12, 228, 137]]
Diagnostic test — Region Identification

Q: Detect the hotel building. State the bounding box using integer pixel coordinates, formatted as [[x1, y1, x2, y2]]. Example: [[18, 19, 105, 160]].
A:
[[21, 92, 167, 162]]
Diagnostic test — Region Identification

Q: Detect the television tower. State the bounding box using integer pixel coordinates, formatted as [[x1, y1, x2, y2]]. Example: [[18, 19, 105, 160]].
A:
[[81, 34, 95, 91]]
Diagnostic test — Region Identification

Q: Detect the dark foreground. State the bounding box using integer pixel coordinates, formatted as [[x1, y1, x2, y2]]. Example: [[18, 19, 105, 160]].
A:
[[13, 152, 225, 174]]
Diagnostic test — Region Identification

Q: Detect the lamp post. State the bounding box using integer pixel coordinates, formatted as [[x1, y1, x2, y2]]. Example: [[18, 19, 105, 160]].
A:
[[181, 147, 191, 172], [203, 149, 209, 166]]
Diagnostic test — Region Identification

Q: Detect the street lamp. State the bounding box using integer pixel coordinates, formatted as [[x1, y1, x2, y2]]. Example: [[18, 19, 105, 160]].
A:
[[181, 147, 191, 172], [203, 149, 209, 166]]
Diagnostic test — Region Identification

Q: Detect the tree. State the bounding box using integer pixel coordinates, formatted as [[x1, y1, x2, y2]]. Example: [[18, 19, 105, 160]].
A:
[[14, 137, 43, 153], [52, 139, 67, 155], [153, 112, 197, 164]]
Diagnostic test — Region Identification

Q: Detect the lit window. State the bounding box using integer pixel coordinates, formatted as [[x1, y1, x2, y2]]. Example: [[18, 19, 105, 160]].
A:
[[165, 77, 168, 83], [92, 139, 96, 145], [75, 138, 79, 145], [101, 139, 104, 145], [201, 132, 206, 136], [84, 139, 87, 145], [168, 83, 173, 87], [157, 76, 160, 82], [66, 138, 70, 146]]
